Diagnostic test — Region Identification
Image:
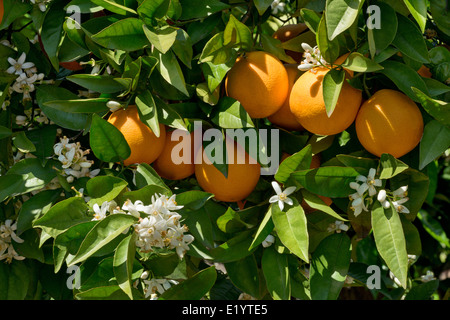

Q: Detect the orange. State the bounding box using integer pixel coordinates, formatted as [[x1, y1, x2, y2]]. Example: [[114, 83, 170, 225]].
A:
[[195, 136, 261, 202], [417, 65, 432, 78], [289, 66, 362, 135], [107, 105, 166, 166], [273, 23, 308, 62], [355, 89, 424, 158], [225, 51, 289, 119], [152, 130, 195, 180], [268, 64, 304, 131]]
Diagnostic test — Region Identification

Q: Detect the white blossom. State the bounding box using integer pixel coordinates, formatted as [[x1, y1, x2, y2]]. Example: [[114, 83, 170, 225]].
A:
[[271, 0, 286, 14], [269, 181, 296, 211], [262, 234, 275, 248], [7, 53, 35, 75], [0, 220, 25, 264], [420, 270, 436, 282], [298, 43, 328, 71], [327, 220, 349, 233], [106, 101, 122, 112], [143, 278, 178, 299], [355, 168, 382, 197]]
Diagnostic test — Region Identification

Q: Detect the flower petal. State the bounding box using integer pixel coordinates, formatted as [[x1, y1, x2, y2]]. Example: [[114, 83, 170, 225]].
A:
[[283, 186, 296, 196], [278, 200, 284, 211], [271, 181, 282, 195], [269, 195, 279, 203]]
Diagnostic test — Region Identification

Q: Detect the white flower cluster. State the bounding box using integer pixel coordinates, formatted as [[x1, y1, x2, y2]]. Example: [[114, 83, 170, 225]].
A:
[[349, 168, 409, 217], [53, 136, 100, 183], [140, 271, 178, 300], [132, 194, 194, 259], [91, 194, 194, 260], [298, 43, 328, 71], [7, 53, 46, 102], [0, 220, 25, 264], [271, 0, 286, 14]]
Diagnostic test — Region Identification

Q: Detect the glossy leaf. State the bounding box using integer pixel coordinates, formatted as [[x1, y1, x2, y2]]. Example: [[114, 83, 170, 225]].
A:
[[68, 213, 137, 266], [211, 97, 254, 129], [89, 113, 131, 163], [367, 2, 398, 58], [402, 0, 427, 32], [86, 175, 128, 206], [113, 233, 136, 300], [392, 14, 429, 63], [371, 201, 408, 289], [159, 266, 217, 300], [419, 120, 450, 170], [379, 153, 409, 179], [225, 255, 262, 299], [309, 233, 351, 300], [323, 68, 345, 117], [262, 247, 291, 300], [325, 0, 362, 41], [271, 200, 309, 263]]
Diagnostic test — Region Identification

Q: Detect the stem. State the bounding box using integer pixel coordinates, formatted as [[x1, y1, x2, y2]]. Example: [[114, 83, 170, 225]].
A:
[[363, 73, 372, 98], [241, 0, 253, 24]]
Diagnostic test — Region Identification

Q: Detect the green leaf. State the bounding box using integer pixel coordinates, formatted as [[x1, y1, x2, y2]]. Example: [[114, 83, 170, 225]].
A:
[[430, 0, 450, 35], [392, 14, 430, 63], [254, 0, 272, 14], [199, 32, 234, 65], [143, 25, 177, 54], [0, 261, 30, 300], [262, 247, 291, 300], [378, 60, 428, 102], [325, 0, 362, 41], [405, 280, 439, 300], [67, 74, 130, 93], [172, 28, 194, 68], [33, 197, 90, 238], [309, 233, 351, 300], [137, 0, 170, 22], [419, 120, 450, 170], [316, 15, 340, 64], [178, 0, 230, 20], [248, 208, 274, 251], [154, 96, 188, 131], [371, 201, 409, 288], [323, 68, 345, 117], [113, 233, 136, 300], [25, 125, 58, 160], [90, 0, 137, 15], [0, 175, 26, 203], [340, 52, 384, 72], [134, 163, 169, 190], [36, 85, 90, 131], [0, 125, 12, 139], [208, 230, 256, 263], [225, 255, 263, 299], [91, 18, 148, 51], [17, 189, 61, 235], [159, 266, 217, 300], [89, 113, 131, 163], [75, 285, 136, 300], [86, 175, 128, 206], [135, 90, 160, 137], [176, 190, 214, 211], [379, 153, 409, 179], [412, 88, 450, 127], [301, 189, 347, 221], [40, 0, 66, 70], [153, 49, 189, 96], [68, 213, 137, 266], [211, 97, 254, 129], [402, 0, 427, 33], [275, 144, 312, 184], [401, 214, 422, 256], [44, 98, 110, 113], [216, 207, 253, 233], [300, 8, 321, 34], [417, 210, 450, 248], [271, 200, 309, 263], [367, 2, 398, 58], [223, 14, 253, 50], [118, 184, 171, 204], [0, 0, 32, 30], [6, 158, 58, 196], [13, 131, 36, 153], [291, 166, 362, 198]]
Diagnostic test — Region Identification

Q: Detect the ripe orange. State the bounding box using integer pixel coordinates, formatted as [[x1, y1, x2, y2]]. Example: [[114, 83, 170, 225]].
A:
[[195, 137, 261, 202], [107, 105, 166, 166], [152, 130, 195, 180], [225, 51, 289, 119], [273, 23, 308, 62], [289, 66, 362, 135], [355, 89, 424, 158], [268, 64, 304, 131]]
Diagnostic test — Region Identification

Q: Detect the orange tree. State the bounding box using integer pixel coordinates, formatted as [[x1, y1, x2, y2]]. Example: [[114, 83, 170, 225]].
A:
[[0, 0, 449, 301]]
